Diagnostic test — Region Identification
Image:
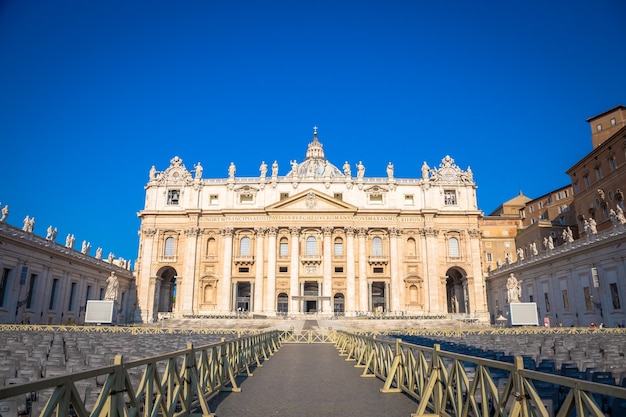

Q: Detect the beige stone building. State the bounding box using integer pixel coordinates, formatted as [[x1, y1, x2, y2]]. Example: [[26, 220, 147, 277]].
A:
[[135, 130, 489, 322], [486, 105, 626, 326], [0, 217, 135, 325]]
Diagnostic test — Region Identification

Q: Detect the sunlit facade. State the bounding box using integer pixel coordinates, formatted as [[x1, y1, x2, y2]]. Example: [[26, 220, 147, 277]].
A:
[[135, 130, 489, 322]]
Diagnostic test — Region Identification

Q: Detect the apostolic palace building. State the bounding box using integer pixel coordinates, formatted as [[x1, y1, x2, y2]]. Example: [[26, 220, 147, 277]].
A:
[[134, 129, 489, 322]]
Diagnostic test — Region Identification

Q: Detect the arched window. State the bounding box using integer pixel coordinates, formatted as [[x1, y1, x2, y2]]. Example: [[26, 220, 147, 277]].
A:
[[164, 237, 175, 257], [334, 238, 343, 257], [372, 236, 383, 256], [206, 238, 217, 259], [448, 237, 459, 258], [279, 238, 289, 257], [406, 237, 417, 257], [306, 236, 317, 255], [240, 236, 251, 256]]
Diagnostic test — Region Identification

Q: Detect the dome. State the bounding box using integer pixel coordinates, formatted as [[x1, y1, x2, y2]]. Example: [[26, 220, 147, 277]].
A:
[[287, 128, 343, 178]]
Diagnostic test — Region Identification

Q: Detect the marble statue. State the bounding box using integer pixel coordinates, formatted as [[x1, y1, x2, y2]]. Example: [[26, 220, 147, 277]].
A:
[[588, 218, 597, 234], [566, 227, 574, 243], [421, 161, 430, 180], [617, 206, 626, 225], [104, 272, 119, 301], [516, 247, 524, 261], [506, 273, 521, 303], [356, 161, 365, 180], [108, 252, 115, 263], [343, 161, 351, 177], [194, 162, 203, 179], [46, 226, 54, 240], [271, 160, 278, 177], [149, 165, 156, 180], [547, 235, 554, 250], [22, 216, 30, 231], [81, 241, 91, 254], [386, 162, 394, 179], [505, 252, 511, 266], [228, 162, 236, 179], [95, 247, 103, 259], [0, 205, 8, 222], [609, 209, 619, 227], [290, 160, 299, 177], [259, 161, 268, 179], [323, 160, 332, 177], [530, 242, 538, 256]]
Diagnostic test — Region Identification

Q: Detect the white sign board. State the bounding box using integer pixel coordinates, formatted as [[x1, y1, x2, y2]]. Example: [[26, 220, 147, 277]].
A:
[[85, 300, 114, 324], [509, 302, 539, 326]]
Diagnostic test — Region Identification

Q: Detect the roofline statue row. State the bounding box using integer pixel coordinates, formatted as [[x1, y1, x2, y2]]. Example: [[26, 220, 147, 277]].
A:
[[147, 128, 476, 191]]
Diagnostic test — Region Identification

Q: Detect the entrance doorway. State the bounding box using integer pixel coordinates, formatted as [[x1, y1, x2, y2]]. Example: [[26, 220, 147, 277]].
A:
[[334, 293, 345, 314], [303, 281, 319, 313], [371, 282, 386, 313], [446, 268, 468, 314], [236, 282, 251, 312]]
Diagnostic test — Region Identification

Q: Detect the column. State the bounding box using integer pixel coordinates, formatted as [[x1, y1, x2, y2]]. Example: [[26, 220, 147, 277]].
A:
[[265, 227, 277, 315], [357, 228, 368, 312], [232, 282, 237, 312], [385, 282, 390, 312], [368, 281, 373, 311], [421, 227, 440, 313], [289, 227, 300, 314], [138, 228, 157, 322], [345, 227, 356, 314], [322, 226, 333, 313], [389, 227, 401, 313], [181, 227, 200, 316], [253, 227, 266, 313], [218, 228, 234, 312], [467, 228, 488, 318]]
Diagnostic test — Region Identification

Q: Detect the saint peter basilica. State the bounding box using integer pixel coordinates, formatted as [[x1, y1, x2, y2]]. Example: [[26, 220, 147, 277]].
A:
[[134, 129, 488, 322]]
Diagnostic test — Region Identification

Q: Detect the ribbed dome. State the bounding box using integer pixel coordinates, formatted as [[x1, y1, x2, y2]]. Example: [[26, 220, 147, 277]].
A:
[[287, 128, 343, 178]]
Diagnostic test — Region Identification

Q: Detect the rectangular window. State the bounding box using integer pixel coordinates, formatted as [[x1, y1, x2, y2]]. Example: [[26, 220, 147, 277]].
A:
[[210, 195, 219, 205], [369, 194, 383, 204], [280, 193, 289, 200], [68, 282, 77, 311], [0, 268, 11, 307], [610, 283, 621, 309], [334, 242, 343, 256], [583, 175, 590, 188], [544, 293, 551, 313], [546, 197, 552, 205], [167, 189, 180, 205], [596, 124, 602, 132], [562, 289, 569, 311], [595, 167, 602, 180], [238, 267, 249, 273], [26, 274, 38, 309], [239, 194, 253, 204], [99, 288, 105, 300], [334, 267, 344, 273], [609, 157, 617, 171], [404, 194, 414, 205], [373, 267, 384, 273], [611, 118, 616, 126], [278, 266, 288, 273], [573, 182, 579, 193], [584, 286, 593, 311], [49, 279, 59, 310], [486, 252, 493, 262], [333, 193, 343, 200], [444, 190, 456, 205], [85, 285, 92, 304], [538, 201, 544, 209]]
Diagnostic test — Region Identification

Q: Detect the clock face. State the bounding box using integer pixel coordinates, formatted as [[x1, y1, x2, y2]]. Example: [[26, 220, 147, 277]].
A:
[[441, 168, 455, 181]]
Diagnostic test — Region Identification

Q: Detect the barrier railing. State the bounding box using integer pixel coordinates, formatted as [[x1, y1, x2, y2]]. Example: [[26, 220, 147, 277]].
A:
[[334, 332, 626, 417], [0, 331, 281, 417]]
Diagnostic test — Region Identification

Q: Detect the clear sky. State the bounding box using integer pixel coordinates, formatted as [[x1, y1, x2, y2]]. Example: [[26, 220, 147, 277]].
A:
[[1, 1, 625, 264]]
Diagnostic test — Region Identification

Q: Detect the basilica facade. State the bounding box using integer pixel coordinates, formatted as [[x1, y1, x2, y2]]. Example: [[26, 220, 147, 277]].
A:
[[135, 130, 488, 322]]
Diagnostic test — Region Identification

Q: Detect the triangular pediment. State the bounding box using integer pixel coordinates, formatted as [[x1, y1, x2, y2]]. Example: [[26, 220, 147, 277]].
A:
[[266, 189, 357, 213]]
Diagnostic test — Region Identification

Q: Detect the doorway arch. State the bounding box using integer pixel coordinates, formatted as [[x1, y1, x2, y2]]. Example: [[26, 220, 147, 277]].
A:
[[445, 267, 468, 314], [155, 266, 177, 314]]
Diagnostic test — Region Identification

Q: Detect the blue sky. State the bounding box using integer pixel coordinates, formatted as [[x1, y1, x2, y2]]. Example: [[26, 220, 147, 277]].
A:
[[1, 1, 625, 263]]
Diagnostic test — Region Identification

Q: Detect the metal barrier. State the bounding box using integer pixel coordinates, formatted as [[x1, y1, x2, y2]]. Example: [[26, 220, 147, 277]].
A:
[[278, 329, 334, 344], [0, 331, 281, 417], [334, 332, 626, 417]]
